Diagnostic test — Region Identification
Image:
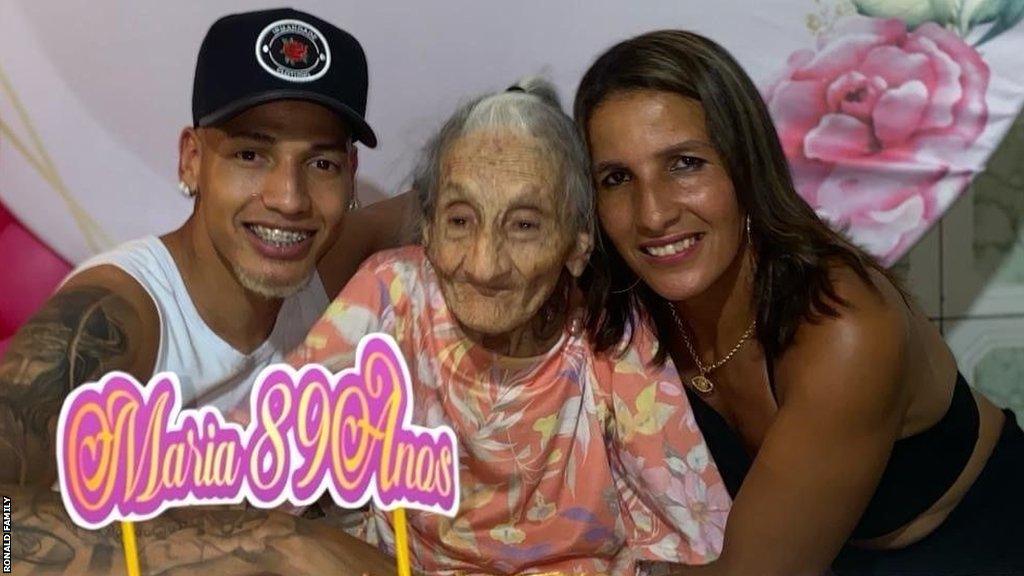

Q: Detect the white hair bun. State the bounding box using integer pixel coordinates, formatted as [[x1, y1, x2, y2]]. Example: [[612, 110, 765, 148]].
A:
[[508, 76, 562, 111]]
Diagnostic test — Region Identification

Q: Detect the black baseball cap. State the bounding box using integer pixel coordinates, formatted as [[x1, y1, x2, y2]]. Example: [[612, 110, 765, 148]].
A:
[[192, 7, 377, 147]]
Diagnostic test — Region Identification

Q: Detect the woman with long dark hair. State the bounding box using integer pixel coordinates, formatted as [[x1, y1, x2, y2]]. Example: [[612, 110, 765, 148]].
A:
[[576, 30, 1023, 575]]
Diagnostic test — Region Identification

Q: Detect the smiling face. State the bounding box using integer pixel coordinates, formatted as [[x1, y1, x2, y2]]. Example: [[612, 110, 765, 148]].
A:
[[588, 90, 746, 303], [181, 100, 355, 298], [425, 130, 590, 338]]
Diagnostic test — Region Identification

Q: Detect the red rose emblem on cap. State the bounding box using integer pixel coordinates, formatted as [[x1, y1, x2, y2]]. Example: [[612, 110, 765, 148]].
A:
[[281, 38, 309, 66]]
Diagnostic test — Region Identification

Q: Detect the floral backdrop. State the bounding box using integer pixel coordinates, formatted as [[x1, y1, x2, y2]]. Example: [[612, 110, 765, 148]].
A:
[[767, 1, 1021, 264], [1, 0, 1022, 343]]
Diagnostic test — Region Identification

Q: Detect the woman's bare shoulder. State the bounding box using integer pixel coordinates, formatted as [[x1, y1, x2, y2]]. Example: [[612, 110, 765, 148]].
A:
[[773, 262, 910, 409]]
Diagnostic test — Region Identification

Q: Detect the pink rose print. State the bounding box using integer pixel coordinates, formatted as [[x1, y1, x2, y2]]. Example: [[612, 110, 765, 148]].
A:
[[765, 16, 990, 263]]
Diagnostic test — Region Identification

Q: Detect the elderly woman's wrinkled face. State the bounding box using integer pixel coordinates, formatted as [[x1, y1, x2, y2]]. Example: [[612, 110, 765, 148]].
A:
[[425, 130, 589, 338]]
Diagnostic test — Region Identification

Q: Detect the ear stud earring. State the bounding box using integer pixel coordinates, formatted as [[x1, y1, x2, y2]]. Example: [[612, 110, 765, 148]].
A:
[[178, 181, 196, 198]]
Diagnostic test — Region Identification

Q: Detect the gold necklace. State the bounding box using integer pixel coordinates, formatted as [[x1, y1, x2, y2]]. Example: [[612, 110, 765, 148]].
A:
[[669, 305, 756, 394]]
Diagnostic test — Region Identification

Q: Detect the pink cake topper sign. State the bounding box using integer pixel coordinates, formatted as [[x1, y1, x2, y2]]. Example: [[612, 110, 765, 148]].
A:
[[55, 333, 460, 529]]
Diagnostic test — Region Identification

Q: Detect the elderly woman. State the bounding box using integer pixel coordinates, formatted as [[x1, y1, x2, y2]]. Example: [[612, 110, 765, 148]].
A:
[[285, 79, 727, 574]]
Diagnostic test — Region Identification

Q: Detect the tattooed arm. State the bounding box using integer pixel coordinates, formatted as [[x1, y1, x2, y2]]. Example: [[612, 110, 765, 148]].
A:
[[7, 484, 396, 576], [1, 269, 396, 574], [0, 265, 160, 486]]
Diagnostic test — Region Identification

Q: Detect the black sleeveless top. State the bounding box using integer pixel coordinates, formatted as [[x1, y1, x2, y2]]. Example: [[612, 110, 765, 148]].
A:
[[686, 370, 980, 539]]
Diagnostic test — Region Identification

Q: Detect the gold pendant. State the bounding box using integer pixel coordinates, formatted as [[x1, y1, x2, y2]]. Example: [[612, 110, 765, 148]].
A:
[[690, 374, 714, 394]]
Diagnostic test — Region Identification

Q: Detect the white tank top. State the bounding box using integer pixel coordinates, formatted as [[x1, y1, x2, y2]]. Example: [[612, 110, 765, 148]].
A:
[[70, 236, 329, 411]]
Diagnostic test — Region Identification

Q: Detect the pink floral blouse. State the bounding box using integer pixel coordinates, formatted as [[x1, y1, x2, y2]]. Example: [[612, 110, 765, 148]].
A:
[[283, 247, 729, 574]]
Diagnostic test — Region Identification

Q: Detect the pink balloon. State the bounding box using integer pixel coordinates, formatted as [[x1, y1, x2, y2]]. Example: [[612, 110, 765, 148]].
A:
[[0, 200, 72, 358]]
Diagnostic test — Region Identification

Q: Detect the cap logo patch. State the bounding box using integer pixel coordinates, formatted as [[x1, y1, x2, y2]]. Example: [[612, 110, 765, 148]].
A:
[[255, 19, 331, 83]]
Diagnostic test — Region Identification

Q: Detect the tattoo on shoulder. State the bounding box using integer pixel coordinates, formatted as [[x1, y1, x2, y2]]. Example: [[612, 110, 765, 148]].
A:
[[0, 286, 143, 485]]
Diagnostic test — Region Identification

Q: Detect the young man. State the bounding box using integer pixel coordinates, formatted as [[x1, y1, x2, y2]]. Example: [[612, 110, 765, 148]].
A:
[[0, 8, 403, 574]]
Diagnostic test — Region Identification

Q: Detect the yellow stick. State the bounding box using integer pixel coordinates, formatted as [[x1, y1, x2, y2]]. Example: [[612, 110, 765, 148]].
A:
[[392, 509, 412, 576], [121, 521, 141, 576]]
